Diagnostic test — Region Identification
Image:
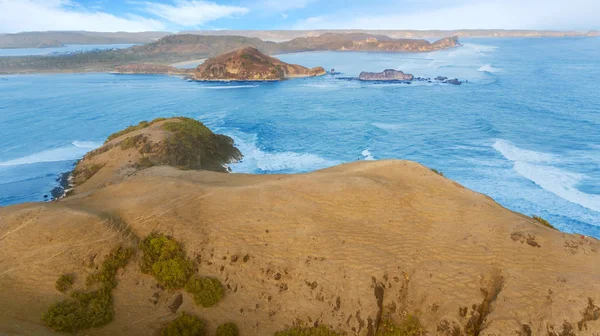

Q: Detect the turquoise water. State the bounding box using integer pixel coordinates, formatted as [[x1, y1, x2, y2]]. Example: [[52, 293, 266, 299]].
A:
[[0, 38, 599, 237], [0, 44, 136, 57]]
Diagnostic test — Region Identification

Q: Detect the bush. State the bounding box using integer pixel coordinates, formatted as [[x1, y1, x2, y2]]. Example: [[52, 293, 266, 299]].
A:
[[274, 325, 346, 336], [140, 233, 195, 289], [532, 215, 557, 230], [376, 315, 424, 336], [216, 322, 239, 336], [185, 276, 224, 308], [430, 168, 444, 176], [106, 117, 168, 143], [161, 313, 206, 336], [138, 156, 154, 168], [55, 274, 74, 292], [42, 246, 133, 332], [162, 117, 215, 169]]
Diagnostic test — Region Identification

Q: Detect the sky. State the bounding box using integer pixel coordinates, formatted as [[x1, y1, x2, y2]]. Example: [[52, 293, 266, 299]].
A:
[[0, 0, 598, 33]]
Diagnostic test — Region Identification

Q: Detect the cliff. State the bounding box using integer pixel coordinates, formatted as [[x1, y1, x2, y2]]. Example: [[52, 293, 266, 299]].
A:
[[193, 47, 326, 81], [359, 69, 414, 81], [1, 119, 599, 335]]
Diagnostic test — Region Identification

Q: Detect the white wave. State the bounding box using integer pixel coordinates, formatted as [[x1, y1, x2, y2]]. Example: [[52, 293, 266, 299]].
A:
[[72, 140, 102, 148], [201, 85, 259, 90], [362, 149, 375, 161], [478, 64, 503, 73], [372, 122, 404, 131], [0, 141, 100, 166], [228, 133, 339, 173], [493, 139, 600, 213]]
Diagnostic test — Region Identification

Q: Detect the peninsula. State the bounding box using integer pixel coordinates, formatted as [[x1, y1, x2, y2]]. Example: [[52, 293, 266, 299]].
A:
[[1, 117, 598, 335]]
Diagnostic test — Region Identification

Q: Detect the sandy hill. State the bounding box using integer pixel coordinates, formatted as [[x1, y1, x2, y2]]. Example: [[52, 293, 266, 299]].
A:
[[1, 118, 599, 336], [193, 47, 326, 81]]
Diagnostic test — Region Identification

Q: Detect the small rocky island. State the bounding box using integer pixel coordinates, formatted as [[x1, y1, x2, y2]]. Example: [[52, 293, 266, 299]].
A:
[[192, 46, 326, 81], [359, 69, 414, 81], [354, 69, 464, 85]]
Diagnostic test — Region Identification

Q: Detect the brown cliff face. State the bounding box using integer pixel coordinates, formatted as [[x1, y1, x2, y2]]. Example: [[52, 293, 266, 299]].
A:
[[193, 47, 325, 81], [1, 119, 599, 336]]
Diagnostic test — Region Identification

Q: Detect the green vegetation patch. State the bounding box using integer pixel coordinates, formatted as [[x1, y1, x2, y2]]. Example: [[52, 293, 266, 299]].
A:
[[72, 163, 105, 185], [274, 325, 346, 336], [105, 117, 168, 143], [42, 246, 133, 332], [377, 315, 425, 336], [216, 322, 239, 336], [185, 276, 225, 308], [140, 232, 195, 289], [532, 215, 557, 230], [161, 313, 206, 336], [55, 274, 75, 293], [161, 117, 215, 169], [430, 168, 444, 176]]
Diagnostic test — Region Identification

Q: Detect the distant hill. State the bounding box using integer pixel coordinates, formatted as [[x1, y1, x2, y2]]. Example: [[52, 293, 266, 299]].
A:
[[0, 33, 459, 74], [0, 31, 171, 49], [181, 29, 598, 41]]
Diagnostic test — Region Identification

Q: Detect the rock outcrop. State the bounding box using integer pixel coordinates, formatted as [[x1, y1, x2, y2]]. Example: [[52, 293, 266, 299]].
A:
[[1, 119, 599, 335], [359, 69, 414, 81], [193, 47, 325, 81], [70, 117, 241, 195]]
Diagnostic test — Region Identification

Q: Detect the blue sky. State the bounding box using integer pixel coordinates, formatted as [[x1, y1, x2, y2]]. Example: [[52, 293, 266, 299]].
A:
[[0, 0, 598, 33]]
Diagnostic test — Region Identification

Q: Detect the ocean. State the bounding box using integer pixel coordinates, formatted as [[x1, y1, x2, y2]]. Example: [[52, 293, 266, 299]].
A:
[[0, 37, 598, 237]]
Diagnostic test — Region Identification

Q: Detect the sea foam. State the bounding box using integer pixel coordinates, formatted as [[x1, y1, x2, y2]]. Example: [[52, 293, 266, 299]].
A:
[[228, 133, 339, 173], [478, 64, 503, 73], [0, 141, 101, 166], [493, 139, 600, 213]]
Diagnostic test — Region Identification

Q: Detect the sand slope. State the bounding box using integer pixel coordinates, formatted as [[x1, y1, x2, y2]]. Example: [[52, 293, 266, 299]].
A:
[[1, 160, 599, 335]]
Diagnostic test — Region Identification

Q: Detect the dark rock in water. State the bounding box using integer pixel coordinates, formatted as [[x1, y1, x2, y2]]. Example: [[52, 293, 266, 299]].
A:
[[443, 78, 462, 85], [330, 68, 335, 74], [359, 69, 414, 81], [50, 171, 72, 199], [435, 76, 448, 81]]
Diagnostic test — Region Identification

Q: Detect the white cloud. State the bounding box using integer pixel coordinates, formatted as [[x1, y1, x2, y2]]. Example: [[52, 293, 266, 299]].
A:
[[142, 0, 249, 27], [294, 0, 600, 30], [257, 0, 316, 12], [0, 0, 164, 33]]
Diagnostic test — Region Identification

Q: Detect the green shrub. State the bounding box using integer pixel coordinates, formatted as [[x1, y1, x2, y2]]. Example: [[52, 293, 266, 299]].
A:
[[106, 121, 150, 142], [106, 117, 168, 143], [430, 168, 444, 176], [42, 246, 133, 332], [216, 322, 239, 336], [86, 246, 134, 289], [140, 232, 195, 289], [72, 163, 105, 185], [274, 325, 346, 336], [377, 315, 424, 336], [55, 274, 74, 292], [185, 276, 224, 308], [138, 156, 154, 168], [119, 134, 144, 150], [161, 313, 206, 336], [532, 215, 556, 230], [162, 117, 215, 169]]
